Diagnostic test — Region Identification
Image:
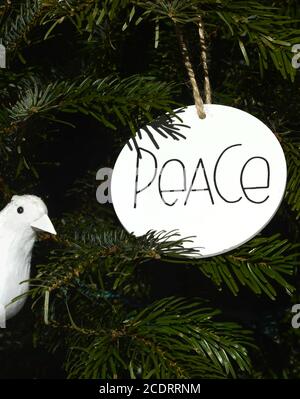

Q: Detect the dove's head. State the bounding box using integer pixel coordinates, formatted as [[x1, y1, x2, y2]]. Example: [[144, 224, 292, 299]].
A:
[[3, 195, 56, 236]]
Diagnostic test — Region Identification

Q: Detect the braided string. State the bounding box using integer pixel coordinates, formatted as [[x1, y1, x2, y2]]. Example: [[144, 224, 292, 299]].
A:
[[198, 17, 212, 104], [176, 23, 206, 119]]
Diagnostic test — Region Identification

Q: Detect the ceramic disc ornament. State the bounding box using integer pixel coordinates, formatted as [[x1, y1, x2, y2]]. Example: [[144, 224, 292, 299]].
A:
[[111, 105, 287, 257]]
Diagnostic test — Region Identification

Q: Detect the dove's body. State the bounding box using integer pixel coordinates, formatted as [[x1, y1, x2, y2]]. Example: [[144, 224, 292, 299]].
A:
[[0, 195, 56, 320], [0, 224, 34, 318]]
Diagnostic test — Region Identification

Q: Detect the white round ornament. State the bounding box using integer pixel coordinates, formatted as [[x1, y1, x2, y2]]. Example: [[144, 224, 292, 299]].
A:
[[111, 104, 287, 257]]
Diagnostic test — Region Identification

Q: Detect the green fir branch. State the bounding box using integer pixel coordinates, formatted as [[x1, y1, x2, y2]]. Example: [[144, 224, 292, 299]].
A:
[[63, 297, 253, 378], [181, 234, 299, 300]]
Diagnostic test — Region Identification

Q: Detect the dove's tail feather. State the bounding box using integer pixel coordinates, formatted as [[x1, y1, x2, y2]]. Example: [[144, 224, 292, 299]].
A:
[[0, 304, 6, 328]]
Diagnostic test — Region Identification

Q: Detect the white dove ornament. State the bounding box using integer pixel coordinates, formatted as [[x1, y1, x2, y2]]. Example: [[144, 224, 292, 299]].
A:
[[0, 195, 56, 325]]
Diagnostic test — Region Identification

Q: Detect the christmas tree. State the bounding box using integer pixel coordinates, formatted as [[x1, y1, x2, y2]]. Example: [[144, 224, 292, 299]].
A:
[[0, 0, 299, 379]]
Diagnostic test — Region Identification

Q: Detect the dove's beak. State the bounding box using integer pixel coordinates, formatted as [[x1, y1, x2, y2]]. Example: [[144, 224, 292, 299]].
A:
[[31, 214, 57, 235]]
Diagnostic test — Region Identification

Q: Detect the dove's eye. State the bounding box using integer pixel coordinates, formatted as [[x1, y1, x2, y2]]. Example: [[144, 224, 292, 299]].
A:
[[17, 207, 24, 214]]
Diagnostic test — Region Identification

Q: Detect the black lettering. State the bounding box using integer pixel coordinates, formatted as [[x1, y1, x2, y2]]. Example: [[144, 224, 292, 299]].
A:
[[134, 148, 157, 208], [184, 158, 214, 205], [214, 144, 242, 203], [158, 159, 186, 206], [240, 156, 270, 204]]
